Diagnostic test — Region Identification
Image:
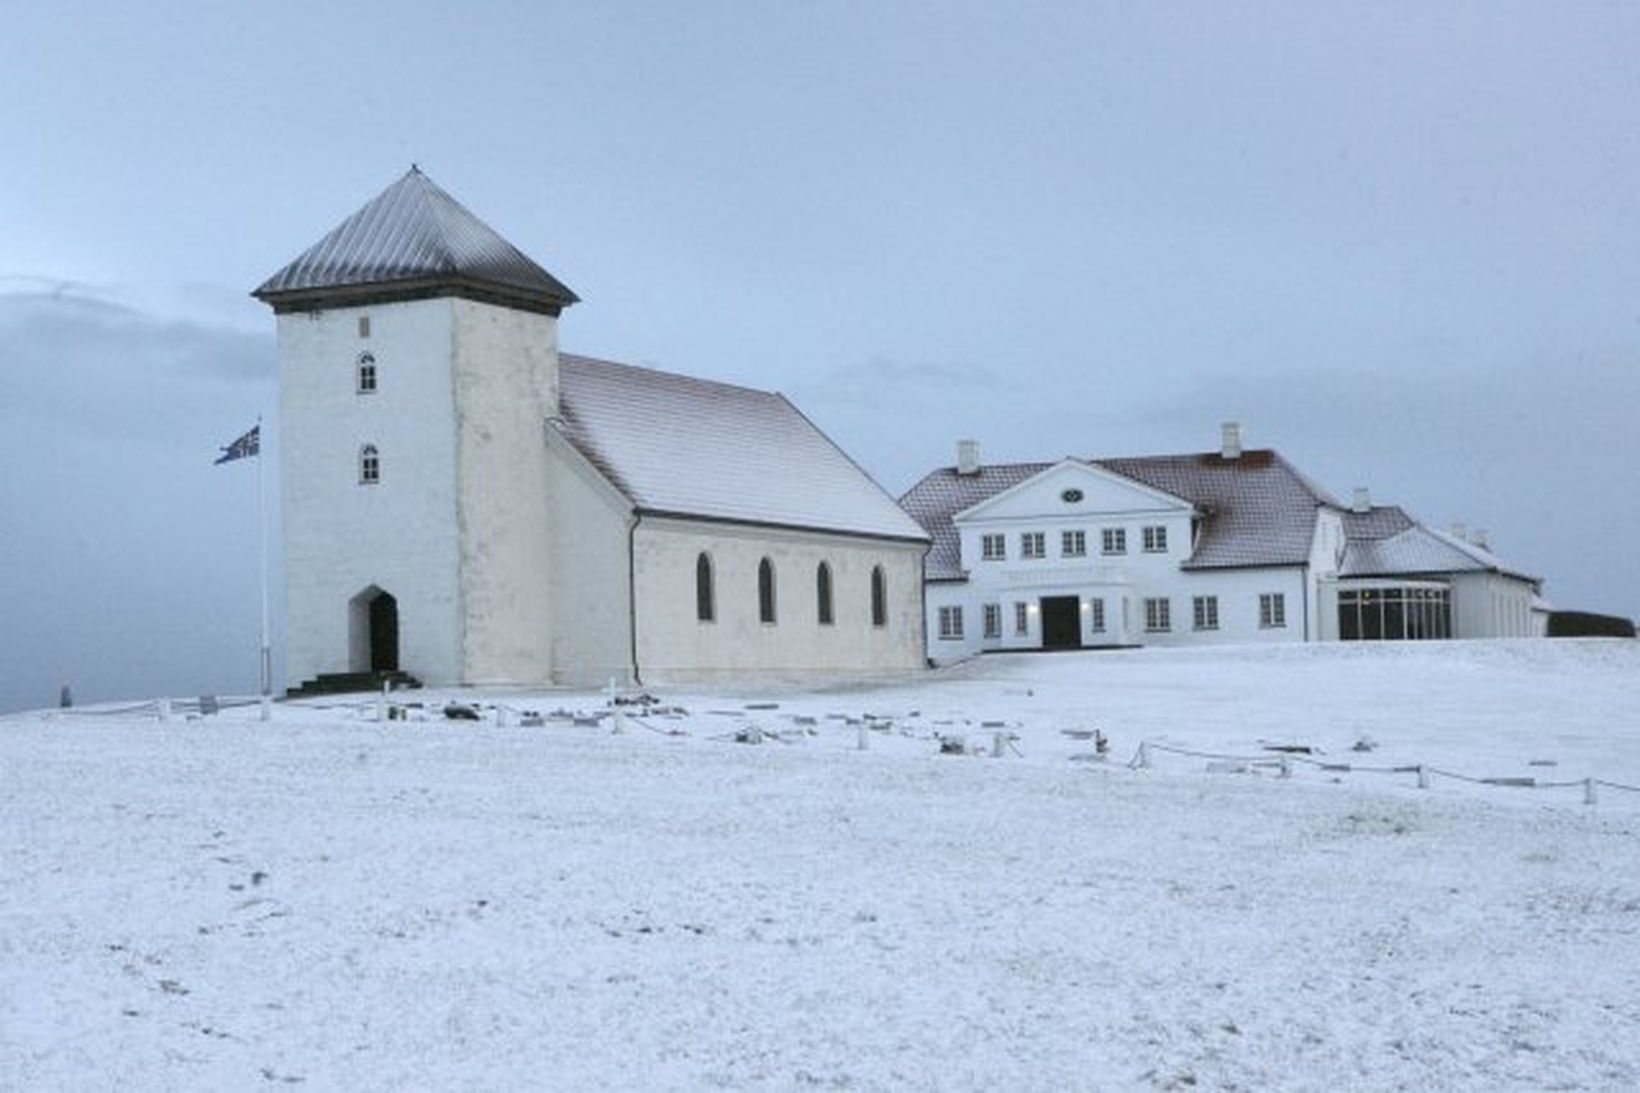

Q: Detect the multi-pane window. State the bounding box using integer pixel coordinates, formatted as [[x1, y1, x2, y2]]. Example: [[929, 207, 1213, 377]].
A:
[[357, 352, 377, 393], [1061, 530, 1086, 557], [1021, 532, 1046, 559], [758, 558, 777, 623], [938, 605, 964, 640], [870, 566, 887, 627], [1193, 595, 1219, 631], [1089, 598, 1105, 633], [981, 534, 1006, 561], [1144, 597, 1171, 632], [1259, 592, 1286, 629], [1102, 528, 1127, 555], [983, 603, 1002, 639], [1143, 526, 1168, 553], [359, 444, 380, 484], [1014, 601, 1029, 635], [695, 553, 714, 622], [1338, 586, 1450, 641], [816, 562, 834, 625]]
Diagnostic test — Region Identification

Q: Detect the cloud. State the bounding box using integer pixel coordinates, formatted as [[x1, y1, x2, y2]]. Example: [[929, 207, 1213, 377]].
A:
[[0, 289, 279, 713]]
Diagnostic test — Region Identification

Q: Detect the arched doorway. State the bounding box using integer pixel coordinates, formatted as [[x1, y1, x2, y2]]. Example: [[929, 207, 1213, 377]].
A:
[[349, 586, 399, 672]]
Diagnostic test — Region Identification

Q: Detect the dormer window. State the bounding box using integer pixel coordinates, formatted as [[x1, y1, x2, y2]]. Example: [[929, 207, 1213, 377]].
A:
[[357, 352, 377, 394]]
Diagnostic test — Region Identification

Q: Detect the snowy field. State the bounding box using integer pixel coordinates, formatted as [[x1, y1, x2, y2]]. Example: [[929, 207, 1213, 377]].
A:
[[3, 640, 1638, 1090]]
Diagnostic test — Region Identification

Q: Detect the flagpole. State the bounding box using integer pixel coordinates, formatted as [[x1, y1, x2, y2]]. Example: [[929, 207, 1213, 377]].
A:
[[257, 414, 272, 721]]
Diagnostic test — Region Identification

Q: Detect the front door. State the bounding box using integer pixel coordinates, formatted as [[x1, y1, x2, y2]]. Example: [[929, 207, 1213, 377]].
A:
[[369, 592, 399, 672], [1040, 595, 1082, 650]]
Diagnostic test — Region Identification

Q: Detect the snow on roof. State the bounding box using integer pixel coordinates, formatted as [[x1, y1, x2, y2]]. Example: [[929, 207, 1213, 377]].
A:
[[1340, 504, 1416, 540], [253, 168, 578, 314], [557, 354, 929, 543], [900, 449, 1335, 580], [1338, 504, 1539, 584], [1342, 522, 1540, 584]]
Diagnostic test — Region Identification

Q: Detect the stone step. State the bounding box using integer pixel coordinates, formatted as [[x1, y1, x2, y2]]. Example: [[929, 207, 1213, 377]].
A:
[[286, 670, 423, 698]]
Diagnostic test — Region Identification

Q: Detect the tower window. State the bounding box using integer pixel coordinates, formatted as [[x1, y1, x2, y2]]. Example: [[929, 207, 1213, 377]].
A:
[[357, 352, 377, 394], [358, 315, 371, 338], [871, 566, 887, 628], [359, 444, 380, 484]]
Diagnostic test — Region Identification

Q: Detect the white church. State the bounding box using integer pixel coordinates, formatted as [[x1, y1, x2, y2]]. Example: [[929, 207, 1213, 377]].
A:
[[900, 427, 1546, 662], [255, 169, 929, 693]]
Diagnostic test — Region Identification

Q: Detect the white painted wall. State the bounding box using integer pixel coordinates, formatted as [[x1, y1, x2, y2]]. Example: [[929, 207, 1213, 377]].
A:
[[634, 517, 926, 683], [1452, 572, 1539, 638], [277, 300, 464, 687], [451, 299, 560, 685], [545, 426, 636, 687]]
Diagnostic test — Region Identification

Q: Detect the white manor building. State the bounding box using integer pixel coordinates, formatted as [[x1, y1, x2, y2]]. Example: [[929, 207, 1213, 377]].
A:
[[255, 169, 928, 691], [900, 427, 1544, 662]]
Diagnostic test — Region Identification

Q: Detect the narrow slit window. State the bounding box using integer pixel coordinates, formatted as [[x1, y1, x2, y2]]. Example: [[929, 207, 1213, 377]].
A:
[[816, 562, 834, 625], [695, 553, 715, 622], [870, 566, 887, 627], [758, 558, 777, 624]]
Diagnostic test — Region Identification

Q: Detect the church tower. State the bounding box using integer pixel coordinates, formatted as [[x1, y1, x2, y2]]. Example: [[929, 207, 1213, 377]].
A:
[[254, 168, 578, 690]]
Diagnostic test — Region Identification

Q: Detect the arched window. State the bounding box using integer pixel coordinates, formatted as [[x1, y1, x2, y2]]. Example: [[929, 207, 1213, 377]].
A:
[[357, 351, 377, 393], [816, 561, 834, 625], [695, 553, 715, 622], [871, 565, 887, 628], [359, 444, 380, 484], [758, 557, 777, 624]]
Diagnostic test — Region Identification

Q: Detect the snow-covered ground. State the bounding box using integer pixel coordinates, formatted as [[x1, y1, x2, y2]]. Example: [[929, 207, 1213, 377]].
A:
[[3, 640, 1638, 1090]]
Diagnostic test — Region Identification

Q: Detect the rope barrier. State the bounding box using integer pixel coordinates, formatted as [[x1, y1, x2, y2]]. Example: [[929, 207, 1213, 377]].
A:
[[1131, 740, 1636, 806]]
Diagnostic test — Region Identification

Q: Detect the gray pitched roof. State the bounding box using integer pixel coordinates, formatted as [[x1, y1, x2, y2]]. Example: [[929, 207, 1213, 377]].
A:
[[253, 168, 578, 315], [900, 449, 1336, 580], [1341, 512, 1538, 584], [1341, 505, 1416, 540], [557, 354, 929, 543]]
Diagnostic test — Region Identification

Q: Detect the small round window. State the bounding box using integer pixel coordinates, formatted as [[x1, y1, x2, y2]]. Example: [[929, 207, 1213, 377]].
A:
[[1061, 488, 1084, 503]]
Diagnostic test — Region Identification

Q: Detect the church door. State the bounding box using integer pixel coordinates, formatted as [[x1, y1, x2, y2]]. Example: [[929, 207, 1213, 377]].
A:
[[369, 592, 399, 672]]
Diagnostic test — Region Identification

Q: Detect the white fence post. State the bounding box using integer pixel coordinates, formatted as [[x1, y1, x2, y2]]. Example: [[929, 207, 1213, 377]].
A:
[[1585, 778, 1598, 806], [857, 723, 869, 751], [1137, 741, 1150, 769], [1417, 766, 1429, 790], [1279, 756, 1291, 779], [157, 697, 171, 723]]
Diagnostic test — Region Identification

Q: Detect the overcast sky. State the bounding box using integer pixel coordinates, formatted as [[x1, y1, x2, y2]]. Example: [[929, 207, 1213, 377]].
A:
[[3, 3, 1637, 712]]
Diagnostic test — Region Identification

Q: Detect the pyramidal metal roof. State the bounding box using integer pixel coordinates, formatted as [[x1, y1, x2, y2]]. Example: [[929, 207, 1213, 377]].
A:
[[253, 168, 578, 315]]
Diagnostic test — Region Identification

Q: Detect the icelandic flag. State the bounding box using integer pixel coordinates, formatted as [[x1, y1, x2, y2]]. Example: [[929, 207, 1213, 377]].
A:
[[215, 424, 260, 465]]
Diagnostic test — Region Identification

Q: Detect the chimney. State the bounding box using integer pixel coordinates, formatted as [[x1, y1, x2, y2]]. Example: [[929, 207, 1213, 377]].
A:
[[1351, 487, 1371, 514], [1220, 421, 1242, 461], [1472, 528, 1491, 551], [956, 439, 981, 476], [1450, 521, 1467, 541]]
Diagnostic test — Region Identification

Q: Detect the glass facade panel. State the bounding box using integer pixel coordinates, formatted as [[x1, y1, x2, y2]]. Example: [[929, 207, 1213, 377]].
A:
[[1337, 586, 1450, 641]]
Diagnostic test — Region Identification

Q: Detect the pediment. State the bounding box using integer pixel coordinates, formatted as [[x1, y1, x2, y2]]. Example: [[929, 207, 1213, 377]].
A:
[[954, 459, 1192, 524]]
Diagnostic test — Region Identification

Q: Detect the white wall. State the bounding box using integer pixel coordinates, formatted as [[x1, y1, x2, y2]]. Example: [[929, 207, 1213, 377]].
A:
[[545, 427, 636, 687], [277, 299, 464, 687], [1452, 572, 1539, 638], [450, 299, 560, 685], [634, 517, 926, 683]]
